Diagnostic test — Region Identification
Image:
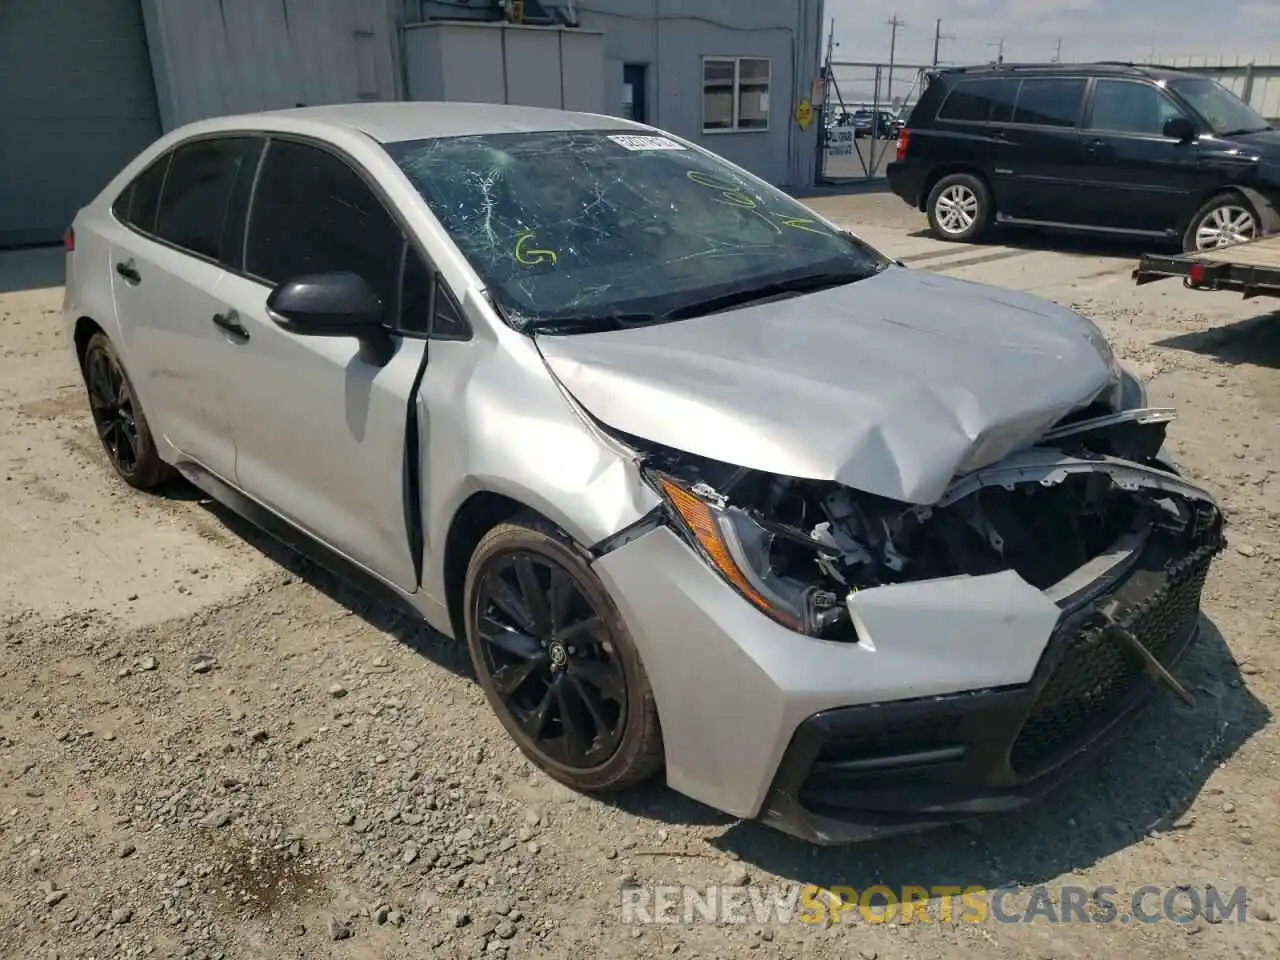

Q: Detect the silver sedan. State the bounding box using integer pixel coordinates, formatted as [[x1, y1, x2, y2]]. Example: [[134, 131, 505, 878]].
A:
[[62, 103, 1224, 843]]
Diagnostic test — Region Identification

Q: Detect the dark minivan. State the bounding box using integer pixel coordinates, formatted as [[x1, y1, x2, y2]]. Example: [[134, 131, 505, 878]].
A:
[[886, 62, 1280, 251]]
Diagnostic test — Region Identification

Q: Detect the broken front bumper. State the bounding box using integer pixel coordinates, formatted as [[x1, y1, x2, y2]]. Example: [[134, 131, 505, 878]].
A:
[[591, 462, 1224, 843], [759, 520, 1221, 843]]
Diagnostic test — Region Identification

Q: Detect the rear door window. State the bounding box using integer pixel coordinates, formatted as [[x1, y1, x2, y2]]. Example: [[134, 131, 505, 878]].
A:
[[155, 138, 257, 261], [1012, 78, 1087, 127], [938, 78, 1015, 123]]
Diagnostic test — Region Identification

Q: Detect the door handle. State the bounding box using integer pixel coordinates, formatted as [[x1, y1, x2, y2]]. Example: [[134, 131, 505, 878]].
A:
[[115, 260, 141, 283], [212, 309, 250, 340], [1084, 137, 1106, 150]]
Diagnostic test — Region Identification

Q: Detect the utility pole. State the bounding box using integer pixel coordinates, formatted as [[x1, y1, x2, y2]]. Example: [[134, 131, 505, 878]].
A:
[[987, 38, 1005, 64], [886, 13, 904, 107], [932, 18, 954, 67], [822, 18, 835, 111], [1052, 38, 1062, 62]]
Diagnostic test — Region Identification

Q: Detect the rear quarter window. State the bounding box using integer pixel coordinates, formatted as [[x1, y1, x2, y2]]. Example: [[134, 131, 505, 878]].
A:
[[112, 154, 171, 235]]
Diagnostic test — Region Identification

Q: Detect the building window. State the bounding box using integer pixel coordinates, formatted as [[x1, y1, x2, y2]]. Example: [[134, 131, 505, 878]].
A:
[[703, 57, 770, 132]]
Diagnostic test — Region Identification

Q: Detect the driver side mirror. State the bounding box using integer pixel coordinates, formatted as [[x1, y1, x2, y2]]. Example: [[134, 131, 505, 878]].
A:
[[266, 271, 396, 366], [1163, 116, 1196, 143]]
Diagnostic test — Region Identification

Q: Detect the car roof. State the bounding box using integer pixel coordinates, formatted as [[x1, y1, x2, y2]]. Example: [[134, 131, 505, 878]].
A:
[[181, 101, 643, 144], [934, 61, 1195, 83]]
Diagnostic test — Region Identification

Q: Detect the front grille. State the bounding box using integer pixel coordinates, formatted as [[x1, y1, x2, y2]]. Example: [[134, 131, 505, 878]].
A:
[[1010, 540, 1218, 775]]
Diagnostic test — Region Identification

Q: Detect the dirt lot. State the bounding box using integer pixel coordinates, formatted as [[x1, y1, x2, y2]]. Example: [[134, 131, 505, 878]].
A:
[[2, 193, 1279, 960]]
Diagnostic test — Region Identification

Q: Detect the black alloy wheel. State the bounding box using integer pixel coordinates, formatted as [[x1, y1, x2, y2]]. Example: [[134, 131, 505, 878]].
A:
[[81, 332, 174, 489], [463, 515, 664, 792], [474, 549, 627, 767], [85, 341, 141, 476]]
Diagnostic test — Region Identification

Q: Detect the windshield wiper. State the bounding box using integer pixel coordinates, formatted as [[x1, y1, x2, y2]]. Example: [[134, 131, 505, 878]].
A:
[[528, 312, 664, 335], [525, 266, 880, 334], [662, 267, 879, 321], [1217, 126, 1270, 136]]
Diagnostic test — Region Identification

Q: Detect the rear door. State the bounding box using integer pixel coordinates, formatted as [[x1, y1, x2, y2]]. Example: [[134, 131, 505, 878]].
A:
[[930, 76, 1018, 201], [996, 76, 1091, 223], [108, 136, 262, 478], [211, 137, 432, 592], [1074, 78, 1207, 233]]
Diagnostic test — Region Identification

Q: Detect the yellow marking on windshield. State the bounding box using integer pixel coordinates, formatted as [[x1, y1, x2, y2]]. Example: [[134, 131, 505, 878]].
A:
[[515, 231, 558, 266], [773, 216, 827, 235], [685, 170, 831, 236]]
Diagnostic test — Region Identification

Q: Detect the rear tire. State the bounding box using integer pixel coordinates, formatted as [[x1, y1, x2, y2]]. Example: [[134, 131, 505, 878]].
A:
[[1182, 192, 1260, 252], [81, 332, 174, 490], [463, 512, 664, 793], [926, 172, 993, 243]]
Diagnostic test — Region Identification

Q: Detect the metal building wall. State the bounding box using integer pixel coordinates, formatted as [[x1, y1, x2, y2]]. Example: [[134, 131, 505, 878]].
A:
[[0, 0, 161, 245], [403, 21, 606, 112], [1155, 55, 1280, 123], [140, 0, 402, 130], [572, 0, 825, 188]]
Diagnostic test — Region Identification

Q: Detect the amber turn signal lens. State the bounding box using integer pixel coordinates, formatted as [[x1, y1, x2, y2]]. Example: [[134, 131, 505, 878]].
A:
[[657, 477, 801, 630]]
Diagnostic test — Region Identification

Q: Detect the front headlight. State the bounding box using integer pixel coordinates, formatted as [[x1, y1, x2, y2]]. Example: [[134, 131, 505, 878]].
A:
[[648, 472, 820, 633]]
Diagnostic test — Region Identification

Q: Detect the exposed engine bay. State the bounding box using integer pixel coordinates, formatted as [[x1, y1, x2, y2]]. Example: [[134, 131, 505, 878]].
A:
[[628, 407, 1224, 641]]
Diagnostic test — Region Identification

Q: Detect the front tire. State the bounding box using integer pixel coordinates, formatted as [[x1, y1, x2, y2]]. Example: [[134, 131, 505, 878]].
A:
[[81, 332, 174, 490], [1183, 192, 1260, 252], [463, 513, 664, 792], [926, 172, 993, 242]]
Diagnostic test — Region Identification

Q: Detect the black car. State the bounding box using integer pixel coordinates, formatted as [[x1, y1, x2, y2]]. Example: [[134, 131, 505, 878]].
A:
[[851, 108, 901, 139], [886, 62, 1280, 251]]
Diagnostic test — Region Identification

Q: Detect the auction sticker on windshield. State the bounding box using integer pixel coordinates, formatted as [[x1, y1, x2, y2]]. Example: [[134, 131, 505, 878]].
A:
[[608, 134, 686, 151]]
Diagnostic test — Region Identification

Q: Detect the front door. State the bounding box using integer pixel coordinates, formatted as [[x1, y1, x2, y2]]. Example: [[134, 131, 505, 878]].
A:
[[1073, 77, 1207, 234], [995, 76, 1092, 224], [213, 137, 429, 593]]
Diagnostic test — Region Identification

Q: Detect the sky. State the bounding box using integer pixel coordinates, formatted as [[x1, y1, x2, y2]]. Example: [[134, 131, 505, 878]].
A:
[[823, 0, 1280, 69]]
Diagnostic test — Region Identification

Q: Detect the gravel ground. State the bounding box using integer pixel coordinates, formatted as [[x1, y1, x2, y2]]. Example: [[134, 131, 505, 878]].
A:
[[2, 198, 1279, 960]]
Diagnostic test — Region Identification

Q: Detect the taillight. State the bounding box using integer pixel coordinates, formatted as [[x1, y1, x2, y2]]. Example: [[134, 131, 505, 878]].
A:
[[896, 129, 911, 161], [63, 226, 75, 252]]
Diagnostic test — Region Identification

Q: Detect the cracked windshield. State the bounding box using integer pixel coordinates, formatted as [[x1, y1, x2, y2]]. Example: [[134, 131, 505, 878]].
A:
[[386, 130, 884, 330]]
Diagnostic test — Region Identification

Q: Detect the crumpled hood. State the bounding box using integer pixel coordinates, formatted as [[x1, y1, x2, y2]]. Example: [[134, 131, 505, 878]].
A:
[[535, 266, 1120, 505]]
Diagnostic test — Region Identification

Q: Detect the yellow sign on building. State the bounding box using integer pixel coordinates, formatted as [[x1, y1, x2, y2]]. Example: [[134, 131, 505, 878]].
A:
[[795, 99, 813, 130]]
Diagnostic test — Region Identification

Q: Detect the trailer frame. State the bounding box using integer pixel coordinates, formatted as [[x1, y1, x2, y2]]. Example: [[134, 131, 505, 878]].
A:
[[1133, 235, 1280, 300]]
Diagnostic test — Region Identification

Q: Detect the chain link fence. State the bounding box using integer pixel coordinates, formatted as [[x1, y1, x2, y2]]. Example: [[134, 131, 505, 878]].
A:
[[819, 61, 930, 182]]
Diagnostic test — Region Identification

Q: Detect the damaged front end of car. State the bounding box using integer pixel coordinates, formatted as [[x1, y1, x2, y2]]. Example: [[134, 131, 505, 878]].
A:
[[635, 408, 1222, 641], [619, 407, 1226, 840]]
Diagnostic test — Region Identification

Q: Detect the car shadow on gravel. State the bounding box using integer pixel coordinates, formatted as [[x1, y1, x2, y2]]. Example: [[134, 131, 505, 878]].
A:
[[183, 488, 473, 678], [700, 615, 1268, 889], [1155, 309, 1280, 370]]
